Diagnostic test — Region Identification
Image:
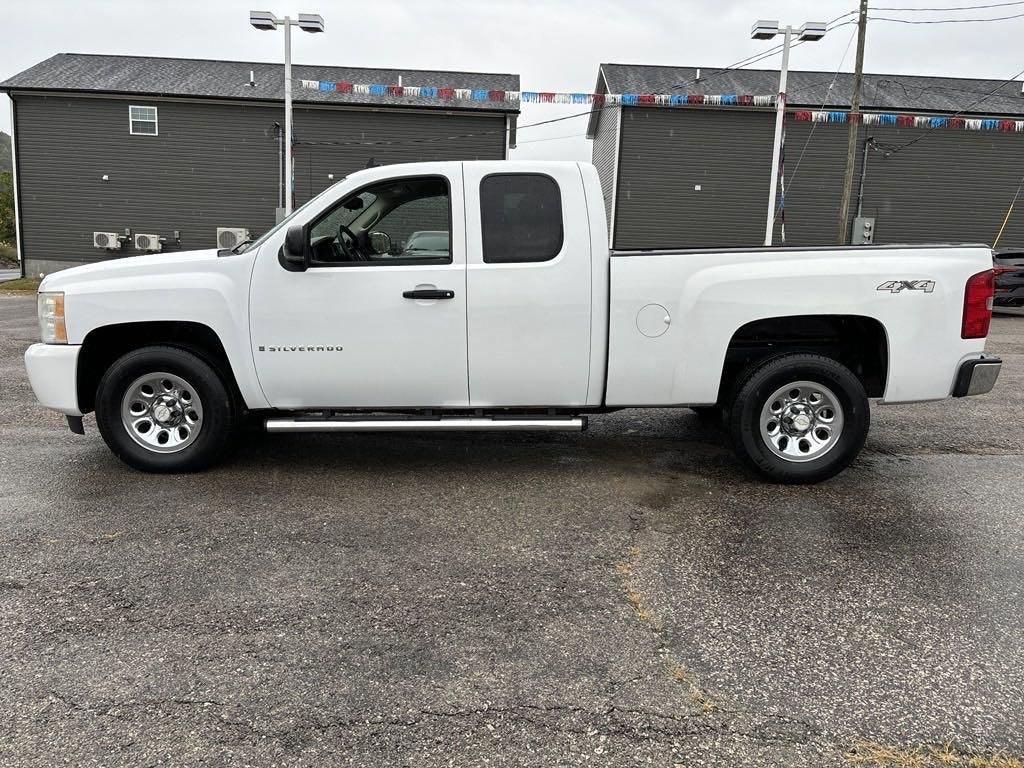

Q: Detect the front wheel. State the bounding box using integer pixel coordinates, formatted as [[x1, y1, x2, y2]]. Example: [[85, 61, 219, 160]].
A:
[[728, 354, 869, 484], [95, 345, 235, 472]]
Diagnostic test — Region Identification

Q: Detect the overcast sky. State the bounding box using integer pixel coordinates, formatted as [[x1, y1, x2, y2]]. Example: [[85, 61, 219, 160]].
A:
[[2, 0, 1022, 160]]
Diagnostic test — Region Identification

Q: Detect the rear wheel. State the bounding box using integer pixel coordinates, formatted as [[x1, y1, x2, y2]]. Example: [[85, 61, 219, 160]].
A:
[[728, 354, 869, 484], [95, 346, 235, 472]]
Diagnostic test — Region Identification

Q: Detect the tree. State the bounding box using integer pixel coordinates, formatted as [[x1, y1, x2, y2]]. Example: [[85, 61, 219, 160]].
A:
[[0, 171, 15, 246], [0, 132, 11, 174]]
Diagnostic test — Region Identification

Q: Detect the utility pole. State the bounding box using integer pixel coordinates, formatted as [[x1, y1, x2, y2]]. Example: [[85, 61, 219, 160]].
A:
[[837, 0, 869, 245]]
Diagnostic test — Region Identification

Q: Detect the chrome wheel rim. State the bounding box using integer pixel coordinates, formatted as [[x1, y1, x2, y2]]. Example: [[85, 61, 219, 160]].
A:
[[759, 380, 844, 463], [120, 372, 203, 454]]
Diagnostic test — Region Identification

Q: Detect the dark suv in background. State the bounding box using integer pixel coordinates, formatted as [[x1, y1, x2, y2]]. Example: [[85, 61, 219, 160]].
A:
[[994, 250, 1024, 313]]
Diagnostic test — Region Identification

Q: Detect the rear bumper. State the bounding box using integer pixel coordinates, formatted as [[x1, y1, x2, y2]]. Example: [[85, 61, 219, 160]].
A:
[[24, 343, 82, 416], [952, 356, 1001, 397]]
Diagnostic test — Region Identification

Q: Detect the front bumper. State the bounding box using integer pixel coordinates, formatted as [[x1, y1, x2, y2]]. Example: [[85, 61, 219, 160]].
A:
[[952, 356, 1002, 397], [24, 343, 83, 416]]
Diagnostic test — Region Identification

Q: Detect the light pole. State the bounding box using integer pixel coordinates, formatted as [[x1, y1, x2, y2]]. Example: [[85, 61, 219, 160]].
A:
[[250, 10, 325, 216], [751, 20, 826, 246]]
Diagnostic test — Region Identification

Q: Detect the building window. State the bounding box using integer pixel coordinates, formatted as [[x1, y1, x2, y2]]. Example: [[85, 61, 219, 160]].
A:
[[480, 174, 563, 264], [129, 105, 158, 135]]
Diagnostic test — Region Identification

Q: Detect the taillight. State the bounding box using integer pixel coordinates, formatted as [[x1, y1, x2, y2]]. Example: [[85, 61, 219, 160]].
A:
[[962, 269, 995, 339]]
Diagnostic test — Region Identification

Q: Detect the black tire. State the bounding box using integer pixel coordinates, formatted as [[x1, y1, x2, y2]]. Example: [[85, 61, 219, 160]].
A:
[[95, 345, 235, 473], [727, 354, 869, 484]]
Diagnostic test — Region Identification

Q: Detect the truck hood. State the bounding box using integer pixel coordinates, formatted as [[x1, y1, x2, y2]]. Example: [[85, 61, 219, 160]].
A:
[[39, 249, 225, 292]]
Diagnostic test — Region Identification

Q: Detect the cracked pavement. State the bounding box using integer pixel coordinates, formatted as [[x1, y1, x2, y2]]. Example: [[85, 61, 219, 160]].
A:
[[1, 293, 1022, 766]]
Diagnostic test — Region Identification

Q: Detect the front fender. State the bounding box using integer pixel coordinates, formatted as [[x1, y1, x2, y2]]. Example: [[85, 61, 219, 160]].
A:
[[57, 253, 269, 410]]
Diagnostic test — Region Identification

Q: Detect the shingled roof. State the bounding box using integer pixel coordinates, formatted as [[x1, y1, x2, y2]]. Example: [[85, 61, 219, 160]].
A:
[[587, 62, 1024, 136], [0, 53, 520, 113]]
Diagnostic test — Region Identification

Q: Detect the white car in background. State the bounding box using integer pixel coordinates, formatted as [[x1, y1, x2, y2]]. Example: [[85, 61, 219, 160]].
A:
[[403, 230, 450, 259]]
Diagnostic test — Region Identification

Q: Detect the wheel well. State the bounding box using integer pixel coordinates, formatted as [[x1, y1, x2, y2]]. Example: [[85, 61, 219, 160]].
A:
[[718, 315, 889, 402], [77, 321, 243, 414]]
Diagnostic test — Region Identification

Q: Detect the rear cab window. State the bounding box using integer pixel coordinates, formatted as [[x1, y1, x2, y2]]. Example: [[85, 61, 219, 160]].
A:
[[480, 174, 563, 264]]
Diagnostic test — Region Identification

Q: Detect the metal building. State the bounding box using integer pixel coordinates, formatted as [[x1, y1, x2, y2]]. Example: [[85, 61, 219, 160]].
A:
[[1, 54, 519, 276], [588, 63, 1024, 250]]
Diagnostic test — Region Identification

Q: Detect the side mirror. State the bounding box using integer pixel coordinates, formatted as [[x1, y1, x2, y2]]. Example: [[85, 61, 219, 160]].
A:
[[368, 231, 392, 256], [281, 224, 309, 270]]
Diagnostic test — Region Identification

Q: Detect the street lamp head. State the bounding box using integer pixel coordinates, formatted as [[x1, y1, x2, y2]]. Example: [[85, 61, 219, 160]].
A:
[[249, 10, 278, 30], [751, 20, 780, 40], [797, 21, 827, 41], [297, 13, 325, 32]]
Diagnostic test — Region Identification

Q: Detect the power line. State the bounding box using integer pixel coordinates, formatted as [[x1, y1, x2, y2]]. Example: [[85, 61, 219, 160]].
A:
[[787, 23, 860, 191], [884, 64, 1024, 154], [673, 12, 860, 90], [292, 105, 609, 148], [869, 9, 1024, 20], [515, 133, 588, 145], [873, 76, 1023, 101], [871, 0, 1024, 10]]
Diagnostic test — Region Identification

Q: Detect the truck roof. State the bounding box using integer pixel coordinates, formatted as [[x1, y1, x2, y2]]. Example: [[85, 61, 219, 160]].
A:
[[345, 160, 590, 183]]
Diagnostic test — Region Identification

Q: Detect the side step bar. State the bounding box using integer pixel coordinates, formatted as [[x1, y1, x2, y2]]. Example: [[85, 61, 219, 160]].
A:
[[265, 416, 586, 433]]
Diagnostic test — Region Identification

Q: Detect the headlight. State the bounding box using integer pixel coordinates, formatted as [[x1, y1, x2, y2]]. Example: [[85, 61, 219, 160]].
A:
[[38, 291, 67, 344]]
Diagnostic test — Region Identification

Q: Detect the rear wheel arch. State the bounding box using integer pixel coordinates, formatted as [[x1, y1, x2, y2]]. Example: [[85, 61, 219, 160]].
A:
[[77, 321, 243, 414], [717, 314, 889, 407]]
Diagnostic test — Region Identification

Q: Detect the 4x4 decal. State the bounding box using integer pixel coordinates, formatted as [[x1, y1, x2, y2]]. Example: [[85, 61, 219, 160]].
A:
[[877, 280, 936, 294]]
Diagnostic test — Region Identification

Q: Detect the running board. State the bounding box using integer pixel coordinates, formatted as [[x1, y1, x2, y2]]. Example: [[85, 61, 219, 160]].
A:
[[265, 416, 586, 433]]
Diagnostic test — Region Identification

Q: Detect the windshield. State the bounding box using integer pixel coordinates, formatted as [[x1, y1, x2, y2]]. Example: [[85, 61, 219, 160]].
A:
[[236, 179, 347, 254]]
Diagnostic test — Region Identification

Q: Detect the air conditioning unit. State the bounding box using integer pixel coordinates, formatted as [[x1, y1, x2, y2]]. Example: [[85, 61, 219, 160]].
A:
[[217, 227, 250, 249], [93, 232, 124, 250], [134, 233, 163, 252]]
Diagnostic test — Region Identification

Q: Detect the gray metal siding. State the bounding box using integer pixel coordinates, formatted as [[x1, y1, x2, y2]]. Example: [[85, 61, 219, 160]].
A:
[[13, 94, 506, 266], [840, 124, 1024, 249], [590, 105, 620, 234], [614, 108, 775, 249], [613, 106, 1024, 250], [290, 105, 505, 205]]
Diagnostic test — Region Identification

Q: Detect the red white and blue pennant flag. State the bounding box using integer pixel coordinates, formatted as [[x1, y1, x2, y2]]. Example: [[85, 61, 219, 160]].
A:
[[792, 110, 1024, 132], [298, 80, 1024, 130], [298, 79, 776, 107]]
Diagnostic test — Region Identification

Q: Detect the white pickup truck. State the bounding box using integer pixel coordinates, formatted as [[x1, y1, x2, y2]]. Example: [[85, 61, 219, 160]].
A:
[[25, 161, 1001, 483]]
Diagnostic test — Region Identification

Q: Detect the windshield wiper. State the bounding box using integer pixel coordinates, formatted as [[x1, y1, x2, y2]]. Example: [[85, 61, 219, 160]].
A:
[[231, 239, 254, 254]]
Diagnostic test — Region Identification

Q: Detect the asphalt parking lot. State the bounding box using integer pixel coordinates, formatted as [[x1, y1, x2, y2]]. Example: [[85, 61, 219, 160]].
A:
[[1, 292, 1022, 768]]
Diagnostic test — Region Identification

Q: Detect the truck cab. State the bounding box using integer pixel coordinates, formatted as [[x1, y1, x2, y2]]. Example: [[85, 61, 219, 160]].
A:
[[248, 161, 608, 410]]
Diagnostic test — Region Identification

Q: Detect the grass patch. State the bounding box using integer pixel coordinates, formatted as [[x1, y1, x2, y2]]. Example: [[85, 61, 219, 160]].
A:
[[0, 277, 40, 292], [613, 544, 717, 714], [846, 740, 1024, 768]]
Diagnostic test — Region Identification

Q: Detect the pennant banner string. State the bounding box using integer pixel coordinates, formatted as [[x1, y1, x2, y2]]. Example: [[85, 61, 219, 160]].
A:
[[299, 79, 776, 108], [791, 110, 1024, 132], [299, 80, 1024, 130]]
